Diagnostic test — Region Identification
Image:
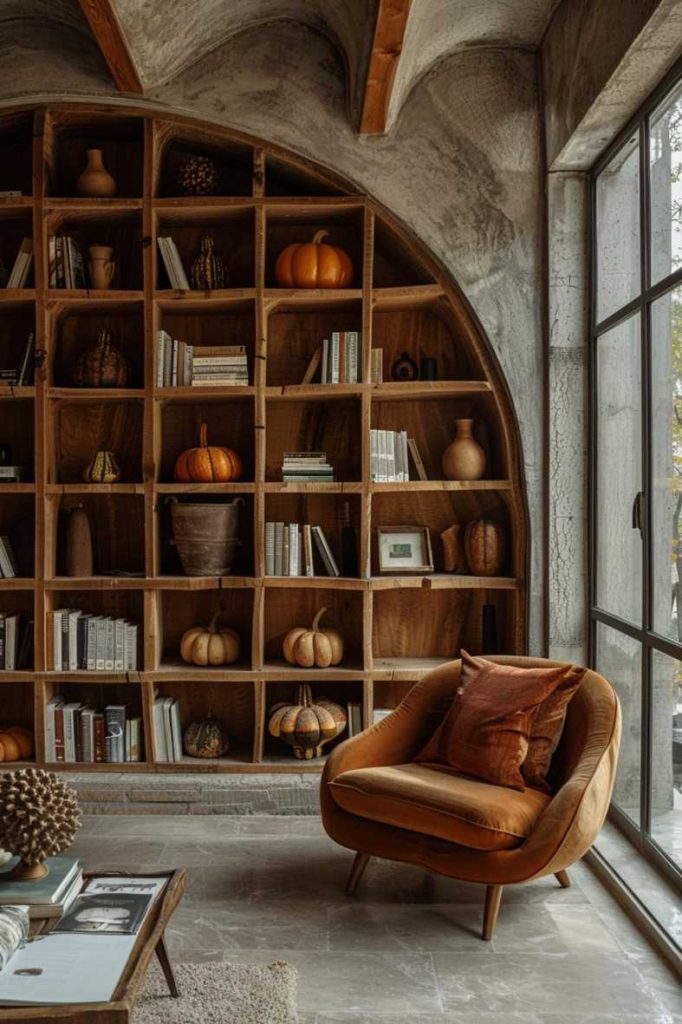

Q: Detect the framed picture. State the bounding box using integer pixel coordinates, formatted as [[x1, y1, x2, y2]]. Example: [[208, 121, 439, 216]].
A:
[[377, 526, 434, 574]]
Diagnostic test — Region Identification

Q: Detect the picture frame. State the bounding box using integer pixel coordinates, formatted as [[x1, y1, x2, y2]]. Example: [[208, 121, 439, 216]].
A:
[[377, 526, 434, 574]]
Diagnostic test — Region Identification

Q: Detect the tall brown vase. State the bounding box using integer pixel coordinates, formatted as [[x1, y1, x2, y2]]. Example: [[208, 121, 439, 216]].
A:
[[441, 418, 486, 480], [64, 505, 93, 577], [76, 148, 116, 198]]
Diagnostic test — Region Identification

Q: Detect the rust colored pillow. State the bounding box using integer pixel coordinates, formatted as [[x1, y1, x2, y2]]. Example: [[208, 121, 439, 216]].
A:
[[522, 665, 585, 793], [415, 651, 579, 791]]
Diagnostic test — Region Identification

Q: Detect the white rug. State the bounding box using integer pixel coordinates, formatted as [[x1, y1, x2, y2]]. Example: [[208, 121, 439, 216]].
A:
[[135, 959, 298, 1024]]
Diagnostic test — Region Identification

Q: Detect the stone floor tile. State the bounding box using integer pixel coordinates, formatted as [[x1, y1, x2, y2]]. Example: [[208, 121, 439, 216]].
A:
[[167, 900, 329, 954], [491, 900, 622, 953], [328, 903, 491, 952]]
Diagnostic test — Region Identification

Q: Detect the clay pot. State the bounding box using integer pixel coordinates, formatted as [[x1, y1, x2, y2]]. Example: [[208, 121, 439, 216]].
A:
[[442, 418, 486, 481], [87, 245, 115, 290], [76, 149, 116, 198], [64, 505, 93, 577], [464, 519, 505, 576]]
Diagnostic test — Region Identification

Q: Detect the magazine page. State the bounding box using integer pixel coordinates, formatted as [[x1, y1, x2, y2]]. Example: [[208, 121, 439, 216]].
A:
[[54, 892, 152, 935], [0, 933, 134, 1005]]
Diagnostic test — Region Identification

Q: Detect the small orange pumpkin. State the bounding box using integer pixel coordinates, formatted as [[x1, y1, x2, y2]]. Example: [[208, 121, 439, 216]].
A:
[[1, 726, 34, 760], [174, 422, 242, 483], [275, 230, 353, 289], [282, 607, 344, 669]]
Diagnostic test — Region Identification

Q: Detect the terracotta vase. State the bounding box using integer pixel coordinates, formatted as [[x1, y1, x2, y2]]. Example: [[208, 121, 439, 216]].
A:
[[440, 523, 468, 573], [464, 518, 505, 576], [441, 418, 486, 481], [64, 505, 93, 577], [87, 245, 115, 289], [76, 149, 116, 198]]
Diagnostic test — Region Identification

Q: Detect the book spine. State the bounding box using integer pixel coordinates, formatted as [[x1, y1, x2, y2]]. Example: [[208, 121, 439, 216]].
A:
[[93, 714, 105, 762], [303, 524, 314, 577], [282, 527, 290, 577], [0, 538, 15, 578], [63, 706, 75, 762], [330, 333, 340, 384], [68, 612, 79, 672], [105, 706, 126, 763], [61, 610, 70, 672], [288, 523, 298, 577], [95, 617, 106, 671], [54, 706, 65, 762], [321, 338, 329, 383], [114, 619, 125, 672], [0, 616, 5, 670], [265, 522, 275, 576], [274, 522, 284, 576], [45, 700, 58, 761]]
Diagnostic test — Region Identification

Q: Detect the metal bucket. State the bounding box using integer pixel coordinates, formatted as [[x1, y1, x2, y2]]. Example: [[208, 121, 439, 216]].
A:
[[167, 497, 244, 576]]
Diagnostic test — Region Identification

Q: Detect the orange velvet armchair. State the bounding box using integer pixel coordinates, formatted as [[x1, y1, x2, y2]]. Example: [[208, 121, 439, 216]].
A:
[[321, 656, 621, 940]]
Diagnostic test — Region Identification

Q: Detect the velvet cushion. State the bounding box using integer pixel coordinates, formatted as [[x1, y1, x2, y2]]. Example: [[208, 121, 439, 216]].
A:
[[414, 650, 578, 790], [521, 665, 586, 792]]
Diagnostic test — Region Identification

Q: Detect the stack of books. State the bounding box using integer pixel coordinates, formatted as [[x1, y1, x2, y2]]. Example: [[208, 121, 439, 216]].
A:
[[0, 613, 32, 670], [0, 464, 23, 483], [48, 235, 87, 288], [282, 451, 334, 483], [157, 236, 190, 290], [5, 238, 33, 289], [317, 331, 361, 384], [265, 522, 340, 577], [49, 609, 139, 672], [0, 536, 19, 578], [45, 699, 142, 763], [370, 430, 427, 482], [0, 856, 82, 921], [0, 331, 34, 387], [152, 692, 183, 762], [156, 330, 249, 387]]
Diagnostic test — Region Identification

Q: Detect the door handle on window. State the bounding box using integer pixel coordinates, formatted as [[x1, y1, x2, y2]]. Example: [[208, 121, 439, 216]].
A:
[[632, 491, 644, 536]]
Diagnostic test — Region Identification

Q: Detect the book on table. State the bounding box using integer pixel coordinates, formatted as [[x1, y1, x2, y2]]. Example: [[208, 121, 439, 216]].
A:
[[0, 856, 82, 920]]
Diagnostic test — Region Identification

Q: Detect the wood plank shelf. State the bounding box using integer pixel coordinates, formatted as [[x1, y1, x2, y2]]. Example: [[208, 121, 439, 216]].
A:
[[0, 102, 527, 774]]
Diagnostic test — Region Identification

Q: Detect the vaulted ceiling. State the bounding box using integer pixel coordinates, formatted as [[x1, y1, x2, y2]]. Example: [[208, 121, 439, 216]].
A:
[[0, 0, 563, 133]]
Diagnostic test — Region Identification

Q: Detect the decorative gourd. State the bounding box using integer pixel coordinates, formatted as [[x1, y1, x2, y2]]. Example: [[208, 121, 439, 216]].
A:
[[0, 734, 21, 762], [268, 683, 347, 759], [275, 230, 353, 289], [180, 614, 240, 666], [464, 519, 505, 577], [191, 234, 228, 290], [73, 329, 129, 388], [282, 607, 344, 668], [0, 727, 34, 761], [173, 423, 242, 483], [83, 450, 120, 483], [183, 714, 230, 758]]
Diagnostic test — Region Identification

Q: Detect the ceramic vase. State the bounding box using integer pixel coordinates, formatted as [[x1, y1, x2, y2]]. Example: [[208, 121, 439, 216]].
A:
[[87, 245, 115, 290], [64, 505, 93, 576], [441, 418, 486, 481], [76, 149, 116, 198]]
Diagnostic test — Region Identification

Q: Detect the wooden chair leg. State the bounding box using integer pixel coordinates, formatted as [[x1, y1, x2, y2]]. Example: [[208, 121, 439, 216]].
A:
[[555, 869, 571, 888], [155, 933, 180, 998], [482, 884, 503, 941], [346, 852, 371, 895]]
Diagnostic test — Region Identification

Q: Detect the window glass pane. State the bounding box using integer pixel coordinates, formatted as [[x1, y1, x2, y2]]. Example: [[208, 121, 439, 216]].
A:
[[595, 623, 642, 824], [650, 81, 682, 285], [596, 315, 642, 624], [596, 135, 641, 322], [652, 285, 682, 640], [651, 648, 682, 868]]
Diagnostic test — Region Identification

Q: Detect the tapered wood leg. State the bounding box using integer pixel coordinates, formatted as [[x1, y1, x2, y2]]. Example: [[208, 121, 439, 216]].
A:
[[155, 933, 180, 998], [482, 884, 503, 941], [346, 852, 371, 895], [555, 869, 571, 888]]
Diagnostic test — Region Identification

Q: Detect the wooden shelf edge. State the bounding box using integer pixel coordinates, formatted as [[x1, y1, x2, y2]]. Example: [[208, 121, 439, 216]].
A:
[[370, 480, 512, 492]]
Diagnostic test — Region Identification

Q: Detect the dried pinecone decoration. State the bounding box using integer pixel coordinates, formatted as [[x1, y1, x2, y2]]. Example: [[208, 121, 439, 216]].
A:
[[177, 154, 219, 196], [0, 768, 81, 881]]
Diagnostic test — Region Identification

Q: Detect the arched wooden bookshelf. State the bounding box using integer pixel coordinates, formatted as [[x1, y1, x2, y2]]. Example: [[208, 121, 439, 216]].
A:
[[0, 104, 527, 773]]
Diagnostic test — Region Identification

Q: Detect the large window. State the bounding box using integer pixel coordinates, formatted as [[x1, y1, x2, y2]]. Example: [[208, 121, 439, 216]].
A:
[[592, 67, 682, 883]]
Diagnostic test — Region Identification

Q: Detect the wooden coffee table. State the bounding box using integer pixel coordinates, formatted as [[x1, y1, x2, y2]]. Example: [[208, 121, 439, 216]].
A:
[[0, 869, 185, 1024]]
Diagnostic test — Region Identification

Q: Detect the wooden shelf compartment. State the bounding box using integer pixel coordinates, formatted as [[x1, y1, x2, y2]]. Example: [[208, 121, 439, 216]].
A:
[[47, 299, 145, 389], [373, 217, 435, 289], [155, 491, 254, 579], [265, 396, 361, 482], [45, 112, 144, 199], [154, 119, 255, 199], [41, 677, 147, 765], [50, 398, 144, 485], [263, 585, 364, 672], [265, 153, 346, 198], [44, 207, 144, 291], [0, 111, 34, 198], [0, 492, 35, 577], [46, 492, 145, 579], [260, 678, 365, 763], [265, 299, 363, 387], [0, 673, 37, 759], [150, 581, 255, 673], [0, 397, 34, 482], [43, 588, 144, 674], [149, 678, 257, 765], [158, 395, 255, 482], [0, 208, 33, 289], [264, 205, 364, 289], [156, 296, 256, 388], [0, 588, 35, 672], [371, 678, 417, 715], [155, 206, 256, 291], [264, 492, 361, 580], [0, 300, 35, 385]]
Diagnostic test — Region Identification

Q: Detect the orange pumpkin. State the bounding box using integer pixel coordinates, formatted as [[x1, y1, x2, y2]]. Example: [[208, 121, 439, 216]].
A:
[[174, 422, 242, 483], [275, 230, 353, 289], [1, 726, 34, 760]]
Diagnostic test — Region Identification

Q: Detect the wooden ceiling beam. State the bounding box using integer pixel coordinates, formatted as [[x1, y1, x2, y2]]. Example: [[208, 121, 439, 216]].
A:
[[78, 0, 143, 94], [359, 0, 412, 135]]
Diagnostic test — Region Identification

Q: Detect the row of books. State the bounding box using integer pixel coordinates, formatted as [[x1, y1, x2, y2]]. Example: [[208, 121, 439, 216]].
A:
[[319, 332, 361, 384], [152, 692, 183, 762], [47, 235, 86, 289], [0, 535, 19, 578], [45, 698, 143, 763], [370, 429, 427, 482], [265, 522, 340, 577], [157, 236, 190, 290], [50, 610, 140, 672], [0, 331, 34, 387], [282, 451, 334, 483], [155, 330, 248, 387], [0, 613, 32, 671], [4, 238, 33, 289]]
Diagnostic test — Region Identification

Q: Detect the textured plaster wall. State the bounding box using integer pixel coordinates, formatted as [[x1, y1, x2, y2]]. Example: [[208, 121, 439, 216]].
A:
[[0, 21, 547, 650]]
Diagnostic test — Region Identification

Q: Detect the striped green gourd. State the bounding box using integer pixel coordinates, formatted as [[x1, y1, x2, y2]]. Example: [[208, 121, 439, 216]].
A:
[[191, 234, 228, 291]]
